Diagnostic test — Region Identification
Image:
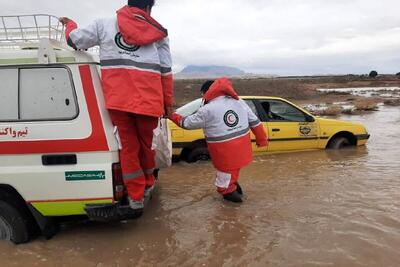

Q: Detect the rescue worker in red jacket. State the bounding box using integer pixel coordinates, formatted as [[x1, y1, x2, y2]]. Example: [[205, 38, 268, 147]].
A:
[[171, 78, 268, 203], [60, 0, 173, 217]]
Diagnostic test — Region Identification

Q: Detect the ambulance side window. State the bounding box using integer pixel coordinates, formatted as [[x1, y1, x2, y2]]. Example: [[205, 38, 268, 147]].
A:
[[0, 69, 19, 121], [19, 67, 78, 121]]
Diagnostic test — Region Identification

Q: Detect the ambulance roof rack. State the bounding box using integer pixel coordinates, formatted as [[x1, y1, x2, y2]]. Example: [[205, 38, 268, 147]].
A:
[[0, 14, 66, 49]]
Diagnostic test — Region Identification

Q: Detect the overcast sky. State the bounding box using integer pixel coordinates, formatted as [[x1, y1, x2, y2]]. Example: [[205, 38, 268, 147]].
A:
[[2, 0, 400, 75]]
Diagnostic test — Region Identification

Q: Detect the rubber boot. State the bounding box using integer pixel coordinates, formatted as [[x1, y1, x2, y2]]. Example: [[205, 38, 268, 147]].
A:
[[144, 186, 154, 199], [121, 198, 144, 219], [223, 191, 243, 203], [235, 182, 243, 195], [118, 205, 143, 220]]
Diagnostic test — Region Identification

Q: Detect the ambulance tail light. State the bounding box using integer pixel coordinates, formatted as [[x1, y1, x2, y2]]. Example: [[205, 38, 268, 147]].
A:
[[112, 163, 125, 201]]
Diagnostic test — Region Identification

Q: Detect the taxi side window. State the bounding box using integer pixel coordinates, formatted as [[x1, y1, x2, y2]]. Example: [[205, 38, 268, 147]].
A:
[[259, 100, 307, 122], [0, 67, 78, 122], [244, 100, 260, 118]]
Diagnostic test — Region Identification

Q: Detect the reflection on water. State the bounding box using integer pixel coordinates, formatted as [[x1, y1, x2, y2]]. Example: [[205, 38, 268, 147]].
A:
[[0, 106, 399, 266], [318, 87, 400, 98]]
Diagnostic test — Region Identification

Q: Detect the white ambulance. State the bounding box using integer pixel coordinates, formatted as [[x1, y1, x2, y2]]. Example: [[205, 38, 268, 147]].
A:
[[0, 15, 171, 244]]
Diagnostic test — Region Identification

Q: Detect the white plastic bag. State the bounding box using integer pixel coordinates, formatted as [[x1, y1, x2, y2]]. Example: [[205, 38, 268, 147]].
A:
[[152, 118, 172, 168], [113, 126, 122, 150]]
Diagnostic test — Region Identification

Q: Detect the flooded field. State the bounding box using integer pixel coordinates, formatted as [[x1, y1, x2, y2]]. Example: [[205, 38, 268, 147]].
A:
[[305, 87, 400, 116], [317, 87, 400, 98], [0, 106, 399, 266]]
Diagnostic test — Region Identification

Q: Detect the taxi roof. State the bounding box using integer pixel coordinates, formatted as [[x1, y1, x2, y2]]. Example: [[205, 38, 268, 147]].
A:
[[240, 96, 284, 100]]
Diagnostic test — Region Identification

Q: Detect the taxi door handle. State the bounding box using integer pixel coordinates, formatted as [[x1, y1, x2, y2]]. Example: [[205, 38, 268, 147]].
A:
[[42, 154, 77, 166], [272, 128, 281, 132]]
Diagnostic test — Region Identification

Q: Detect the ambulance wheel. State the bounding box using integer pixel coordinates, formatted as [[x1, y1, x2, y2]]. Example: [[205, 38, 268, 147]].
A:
[[328, 137, 351, 149], [0, 201, 30, 244], [186, 147, 210, 163]]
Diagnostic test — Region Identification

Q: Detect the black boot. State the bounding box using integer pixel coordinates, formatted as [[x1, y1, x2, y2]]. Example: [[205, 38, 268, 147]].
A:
[[235, 182, 243, 195], [118, 206, 143, 219], [223, 191, 243, 203]]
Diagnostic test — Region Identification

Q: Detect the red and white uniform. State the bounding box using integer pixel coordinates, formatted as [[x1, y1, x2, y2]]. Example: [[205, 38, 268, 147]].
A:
[[65, 6, 173, 116], [64, 6, 174, 201], [171, 78, 268, 195]]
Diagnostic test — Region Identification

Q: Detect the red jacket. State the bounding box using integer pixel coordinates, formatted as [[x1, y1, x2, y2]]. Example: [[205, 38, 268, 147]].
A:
[[64, 6, 173, 117], [171, 78, 268, 171]]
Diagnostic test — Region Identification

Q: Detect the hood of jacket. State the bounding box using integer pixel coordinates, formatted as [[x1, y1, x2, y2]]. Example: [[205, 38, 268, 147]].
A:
[[203, 78, 239, 104], [117, 5, 168, 46]]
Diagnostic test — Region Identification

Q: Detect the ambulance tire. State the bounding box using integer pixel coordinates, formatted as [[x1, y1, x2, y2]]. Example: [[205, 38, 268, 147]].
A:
[[186, 147, 210, 163], [329, 137, 351, 149], [0, 200, 30, 244]]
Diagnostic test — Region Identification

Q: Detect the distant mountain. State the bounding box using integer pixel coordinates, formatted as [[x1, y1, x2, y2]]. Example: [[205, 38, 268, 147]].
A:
[[176, 65, 247, 79]]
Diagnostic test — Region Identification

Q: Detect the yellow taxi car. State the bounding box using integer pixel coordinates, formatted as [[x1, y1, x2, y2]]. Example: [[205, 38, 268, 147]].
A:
[[169, 96, 370, 162]]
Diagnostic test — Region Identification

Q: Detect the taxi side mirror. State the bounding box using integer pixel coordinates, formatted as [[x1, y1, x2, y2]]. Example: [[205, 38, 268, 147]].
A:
[[305, 114, 315, 123]]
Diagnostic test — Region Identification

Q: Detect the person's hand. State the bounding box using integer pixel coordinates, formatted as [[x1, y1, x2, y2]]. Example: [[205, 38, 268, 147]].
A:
[[170, 113, 183, 127], [59, 17, 70, 26], [164, 106, 174, 119], [256, 138, 269, 148]]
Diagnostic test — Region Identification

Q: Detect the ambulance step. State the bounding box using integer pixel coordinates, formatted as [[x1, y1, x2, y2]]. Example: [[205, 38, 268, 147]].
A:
[[85, 204, 120, 222]]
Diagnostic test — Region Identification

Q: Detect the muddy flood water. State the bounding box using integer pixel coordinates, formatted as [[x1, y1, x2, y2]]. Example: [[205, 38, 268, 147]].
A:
[[0, 106, 399, 267]]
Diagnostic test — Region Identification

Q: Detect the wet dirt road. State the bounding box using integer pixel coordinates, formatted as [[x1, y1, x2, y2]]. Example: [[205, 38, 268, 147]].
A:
[[0, 106, 399, 267]]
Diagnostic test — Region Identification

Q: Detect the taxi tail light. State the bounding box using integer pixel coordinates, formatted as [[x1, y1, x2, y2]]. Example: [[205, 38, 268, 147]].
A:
[[112, 163, 125, 201]]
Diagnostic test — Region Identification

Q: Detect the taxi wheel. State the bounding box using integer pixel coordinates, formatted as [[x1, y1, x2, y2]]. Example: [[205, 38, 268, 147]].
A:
[[329, 137, 351, 149], [186, 147, 210, 163], [0, 201, 30, 244]]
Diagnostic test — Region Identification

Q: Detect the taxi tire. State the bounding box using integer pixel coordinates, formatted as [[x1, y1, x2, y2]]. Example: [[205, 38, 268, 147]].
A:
[[186, 147, 210, 163], [0, 201, 30, 244], [329, 137, 351, 149]]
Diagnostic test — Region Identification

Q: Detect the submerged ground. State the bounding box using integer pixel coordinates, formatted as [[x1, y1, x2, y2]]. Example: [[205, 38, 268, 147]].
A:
[[0, 105, 399, 266]]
